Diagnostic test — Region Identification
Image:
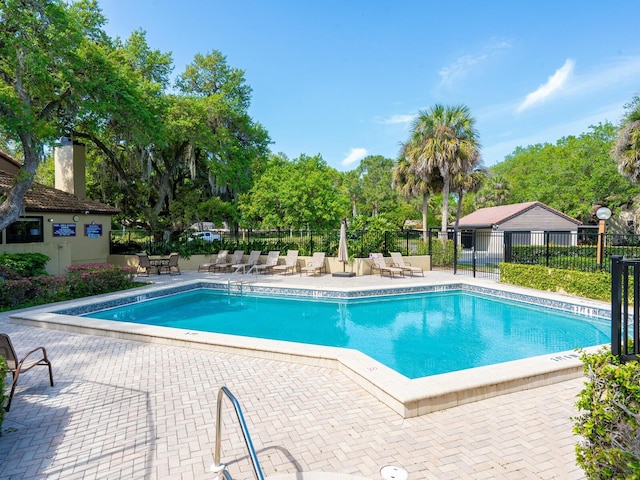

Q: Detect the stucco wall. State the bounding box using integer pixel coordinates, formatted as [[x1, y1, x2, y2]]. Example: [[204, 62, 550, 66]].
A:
[[1, 213, 113, 275], [109, 253, 432, 276]]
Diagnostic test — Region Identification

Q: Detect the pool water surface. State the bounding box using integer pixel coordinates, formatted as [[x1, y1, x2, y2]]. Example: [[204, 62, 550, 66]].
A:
[[85, 290, 610, 379]]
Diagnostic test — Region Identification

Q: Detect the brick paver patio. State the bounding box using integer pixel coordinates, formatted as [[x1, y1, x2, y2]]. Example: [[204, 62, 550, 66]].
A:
[[0, 272, 588, 479]]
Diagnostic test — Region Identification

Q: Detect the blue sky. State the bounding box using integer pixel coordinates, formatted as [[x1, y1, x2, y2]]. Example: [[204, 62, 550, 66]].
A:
[[99, 1, 640, 170]]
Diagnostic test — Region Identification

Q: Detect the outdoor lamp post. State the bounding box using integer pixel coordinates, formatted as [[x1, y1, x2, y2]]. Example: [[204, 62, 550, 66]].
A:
[[596, 206, 612, 268]]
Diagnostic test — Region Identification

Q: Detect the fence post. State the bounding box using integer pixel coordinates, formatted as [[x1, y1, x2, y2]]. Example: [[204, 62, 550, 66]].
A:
[[611, 255, 623, 358], [472, 246, 476, 278], [453, 234, 458, 274], [545, 231, 550, 267]]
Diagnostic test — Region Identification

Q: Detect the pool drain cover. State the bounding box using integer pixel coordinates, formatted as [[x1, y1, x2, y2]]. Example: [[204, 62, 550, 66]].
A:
[[380, 465, 408, 480]]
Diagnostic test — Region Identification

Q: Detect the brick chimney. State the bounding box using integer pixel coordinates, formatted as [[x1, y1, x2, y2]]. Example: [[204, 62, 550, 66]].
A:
[[54, 138, 86, 198]]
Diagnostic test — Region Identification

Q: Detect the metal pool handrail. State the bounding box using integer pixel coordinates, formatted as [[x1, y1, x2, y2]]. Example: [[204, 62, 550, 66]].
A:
[[212, 386, 265, 480]]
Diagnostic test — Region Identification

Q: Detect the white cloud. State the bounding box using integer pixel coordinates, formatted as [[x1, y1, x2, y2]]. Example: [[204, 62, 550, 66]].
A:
[[439, 54, 487, 87], [342, 147, 368, 166], [377, 113, 416, 125], [517, 59, 575, 112], [569, 55, 640, 96], [439, 38, 511, 87]]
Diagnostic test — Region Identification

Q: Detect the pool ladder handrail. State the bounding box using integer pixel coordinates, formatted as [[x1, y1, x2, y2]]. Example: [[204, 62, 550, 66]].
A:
[[227, 278, 244, 296], [212, 386, 266, 480]]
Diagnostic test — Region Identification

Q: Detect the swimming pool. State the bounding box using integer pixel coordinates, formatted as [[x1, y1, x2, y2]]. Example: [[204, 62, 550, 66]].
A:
[[84, 289, 610, 379], [11, 279, 611, 417]]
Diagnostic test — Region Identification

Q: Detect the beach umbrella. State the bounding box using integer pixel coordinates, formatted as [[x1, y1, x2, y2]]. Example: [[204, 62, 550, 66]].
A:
[[337, 220, 349, 272]]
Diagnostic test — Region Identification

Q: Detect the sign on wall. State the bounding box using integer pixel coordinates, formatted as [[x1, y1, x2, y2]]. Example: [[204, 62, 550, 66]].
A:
[[52, 223, 76, 237], [85, 224, 102, 238]]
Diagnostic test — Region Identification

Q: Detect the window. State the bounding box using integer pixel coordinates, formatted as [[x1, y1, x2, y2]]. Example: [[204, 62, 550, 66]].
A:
[[6, 216, 44, 243]]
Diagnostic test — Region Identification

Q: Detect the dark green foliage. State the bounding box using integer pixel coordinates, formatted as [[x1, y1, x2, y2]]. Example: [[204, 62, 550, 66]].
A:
[[430, 239, 456, 267], [490, 123, 639, 223], [0, 264, 137, 311], [499, 263, 612, 301], [0, 253, 50, 277], [574, 348, 640, 479]]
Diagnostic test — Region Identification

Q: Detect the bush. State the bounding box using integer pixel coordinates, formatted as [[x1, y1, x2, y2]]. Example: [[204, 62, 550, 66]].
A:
[[0, 253, 50, 277], [574, 348, 640, 479], [66, 264, 136, 298], [430, 239, 456, 267], [0, 263, 138, 310], [499, 263, 612, 301]]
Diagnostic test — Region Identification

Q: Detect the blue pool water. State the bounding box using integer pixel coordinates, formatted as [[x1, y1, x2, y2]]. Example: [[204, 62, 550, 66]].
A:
[[85, 290, 610, 379]]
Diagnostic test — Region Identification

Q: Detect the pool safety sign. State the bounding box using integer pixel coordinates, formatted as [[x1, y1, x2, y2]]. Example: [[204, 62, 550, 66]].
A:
[[85, 224, 102, 238], [53, 223, 76, 237]]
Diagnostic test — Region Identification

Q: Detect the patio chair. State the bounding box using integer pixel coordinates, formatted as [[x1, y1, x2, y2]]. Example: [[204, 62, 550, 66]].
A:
[[301, 252, 326, 276], [232, 250, 261, 274], [370, 254, 404, 278], [247, 251, 280, 275], [160, 252, 181, 275], [0, 333, 54, 412], [214, 250, 244, 273], [273, 250, 299, 275], [198, 250, 229, 273], [137, 253, 152, 276], [390, 252, 423, 277]]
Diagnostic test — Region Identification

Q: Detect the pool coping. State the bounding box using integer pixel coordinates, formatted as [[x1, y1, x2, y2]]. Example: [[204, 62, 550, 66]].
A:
[[9, 279, 609, 418]]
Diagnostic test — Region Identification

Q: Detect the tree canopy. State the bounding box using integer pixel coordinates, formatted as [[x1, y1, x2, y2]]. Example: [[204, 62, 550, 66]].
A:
[[490, 123, 639, 223], [240, 153, 348, 231], [401, 104, 480, 236], [0, 0, 130, 230]]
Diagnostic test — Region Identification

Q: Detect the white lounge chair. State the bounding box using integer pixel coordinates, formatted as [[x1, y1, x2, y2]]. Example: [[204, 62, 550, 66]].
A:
[[301, 252, 326, 276], [390, 252, 423, 277], [247, 251, 280, 275], [273, 250, 299, 275], [214, 250, 244, 272], [198, 250, 229, 273], [370, 254, 404, 278], [232, 250, 261, 273]]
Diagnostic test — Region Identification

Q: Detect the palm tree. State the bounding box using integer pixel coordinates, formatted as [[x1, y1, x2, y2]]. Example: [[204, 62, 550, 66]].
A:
[[392, 158, 442, 242], [612, 98, 640, 183], [393, 146, 443, 240], [405, 104, 480, 241], [452, 169, 486, 233], [475, 173, 512, 208]]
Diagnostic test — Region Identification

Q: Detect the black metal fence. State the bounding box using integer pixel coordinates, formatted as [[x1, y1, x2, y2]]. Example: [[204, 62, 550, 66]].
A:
[[110, 228, 428, 258], [448, 229, 640, 279], [111, 227, 640, 279], [610, 255, 639, 362]]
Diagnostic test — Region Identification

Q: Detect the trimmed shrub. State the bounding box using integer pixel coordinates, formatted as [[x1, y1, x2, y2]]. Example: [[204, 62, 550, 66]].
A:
[[499, 263, 612, 301], [0, 263, 138, 310], [430, 239, 456, 267], [574, 348, 640, 479], [66, 264, 136, 297], [0, 253, 49, 277]]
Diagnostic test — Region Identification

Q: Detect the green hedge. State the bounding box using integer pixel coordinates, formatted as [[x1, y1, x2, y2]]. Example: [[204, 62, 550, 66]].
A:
[[430, 239, 456, 267], [0, 253, 49, 277], [499, 263, 612, 301], [0, 263, 138, 311], [574, 348, 640, 479]]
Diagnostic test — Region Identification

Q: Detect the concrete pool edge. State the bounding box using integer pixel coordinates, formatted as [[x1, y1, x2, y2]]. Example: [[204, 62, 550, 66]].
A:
[[8, 280, 609, 418]]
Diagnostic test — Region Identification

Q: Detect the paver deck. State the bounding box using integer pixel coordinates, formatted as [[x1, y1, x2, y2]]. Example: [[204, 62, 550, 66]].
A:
[[0, 270, 589, 479]]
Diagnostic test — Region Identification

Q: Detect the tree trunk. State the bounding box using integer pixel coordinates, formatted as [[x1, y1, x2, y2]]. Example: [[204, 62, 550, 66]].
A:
[[440, 172, 450, 245], [0, 133, 40, 231], [422, 192, 429, 241]]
